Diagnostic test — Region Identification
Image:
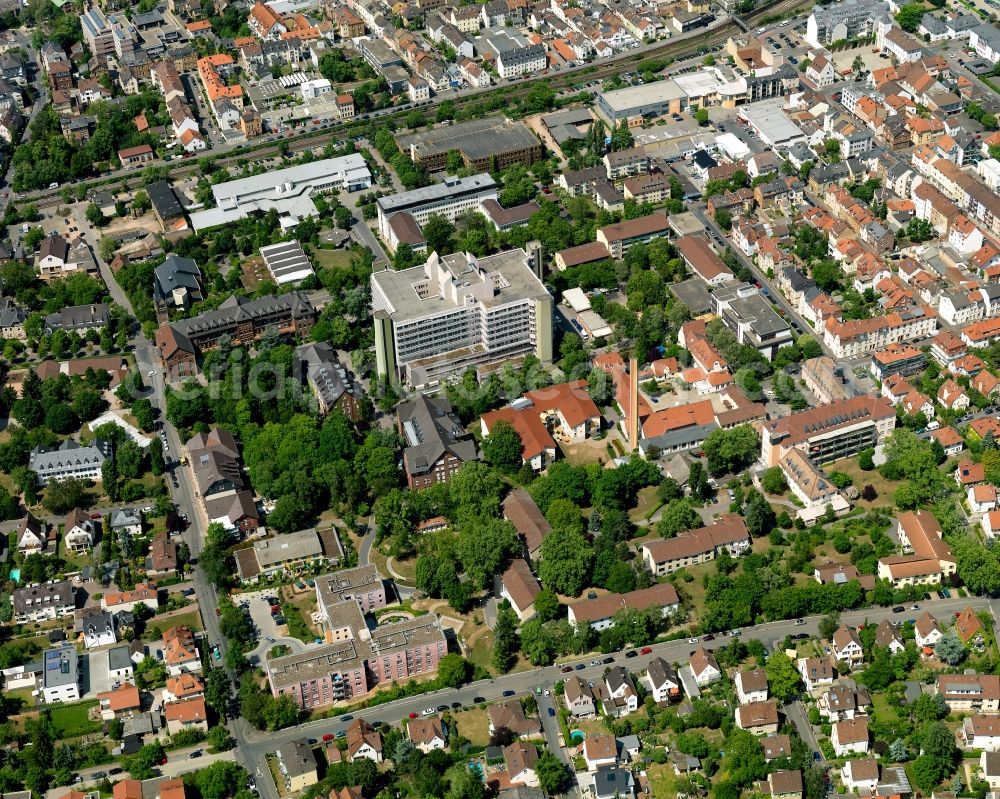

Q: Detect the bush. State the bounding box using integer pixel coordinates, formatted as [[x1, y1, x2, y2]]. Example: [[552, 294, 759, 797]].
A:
[[828, 471, 853, 489]]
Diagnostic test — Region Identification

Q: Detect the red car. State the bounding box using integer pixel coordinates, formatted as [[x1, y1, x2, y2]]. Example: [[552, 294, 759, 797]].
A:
[[408, 712, 417, 719], [640, 647, 652, 655], [322, 734, 334, 742]]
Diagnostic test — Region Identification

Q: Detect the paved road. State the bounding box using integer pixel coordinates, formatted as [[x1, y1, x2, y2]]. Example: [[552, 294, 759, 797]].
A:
[[358, 528, 376, 567], [55, 747, 237, 797], [784, 700, 824, 762], [536, 690, 570, 767], [690, 205, 823, 354], [352, 220, 390, 266], [233, 594, 992, 760]]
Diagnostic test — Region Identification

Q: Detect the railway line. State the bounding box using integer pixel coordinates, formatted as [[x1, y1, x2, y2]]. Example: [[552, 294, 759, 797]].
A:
[[23, 0, 811, 209]]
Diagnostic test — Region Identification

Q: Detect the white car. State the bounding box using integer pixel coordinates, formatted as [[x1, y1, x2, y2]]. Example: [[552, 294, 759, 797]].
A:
[[688, 637, 699, 644], [421, 707, 435, 716]]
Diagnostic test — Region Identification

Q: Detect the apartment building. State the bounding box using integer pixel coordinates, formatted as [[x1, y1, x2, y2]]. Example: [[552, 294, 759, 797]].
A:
[[13, 580, 76, 623], [397, 394, 478, 489], [806, 0, 889, 47], [760, 395, 896, 467], [823, 306, 938, 358], [41, 645, 82, 704], [29, 439, 112, 485], [372, 248, 552, 388], [234, 527, 342, 583], [780, 449, 844, 512], [640, 513, 750, 575], [937, 673, 1000, 712], [596, 212, 671, 259], [877, 509, 956, 587], [802, 357, 852, 403], [156, 292, 315, 379], [567, 583, 680, 630], [870, 343, 926, 380], [269, 567, 446, 709]]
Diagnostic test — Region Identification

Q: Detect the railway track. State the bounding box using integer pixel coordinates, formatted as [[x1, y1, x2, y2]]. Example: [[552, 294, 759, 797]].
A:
[[25, 0, 811, 208]]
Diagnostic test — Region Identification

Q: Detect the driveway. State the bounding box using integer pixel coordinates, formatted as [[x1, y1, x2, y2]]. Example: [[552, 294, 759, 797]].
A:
[[536, 690, 572, 769]]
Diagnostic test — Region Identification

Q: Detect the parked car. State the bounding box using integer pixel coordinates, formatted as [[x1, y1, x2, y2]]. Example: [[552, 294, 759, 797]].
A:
[[473, 696, 486, 703], [503, 690, 516, 697], [561, 666, 574, 673], [625, 650, 638, 658], [640, 647, 652, 655], [323, 733, 335, 741], [548, 707, 556, 717], [189, 750, 203, 759]]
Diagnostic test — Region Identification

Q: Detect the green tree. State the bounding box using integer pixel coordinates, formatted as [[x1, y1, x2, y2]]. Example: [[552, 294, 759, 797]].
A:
[[481, 419, 523, 473], [656, 499, 701, 537], [764, 651, 802, 701], [703, 424, 760, 476], [761, 467, 787, 494], [85, 203, 105, 227], [895, 2, 924, 31], [533, 589, 560, 622], [538, 528, 593, 596], [536, 751, 570, 794], [934, 632, 966, 666], [493, 606, 518, 673], [695, 108, 710, 126]]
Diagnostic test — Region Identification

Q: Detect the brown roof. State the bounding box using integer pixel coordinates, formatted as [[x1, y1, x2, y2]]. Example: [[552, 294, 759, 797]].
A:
[[915, 611, 939, 639], [583, 733, 617, 762], [737, 668, 768, 694], [407, 716, 444, 744], [598, 211, 670, 243], [501, 559, 541, 613], [956, 606, 984, 642], [937, 673, 1000, 701], [480, 199, 541, 227], [769, 770, 803, 796], [502, 489, 550, 556], [642, 514, 749, 565], [689, 647, 719, 678], [503, 741, 538, 777], [833, 626, 863, 652], [762, 734, 792, 760], [346, 719, 382, 758], [118, 144, 153, 159], [163, 696, 206, 723], [738, 700, 779, 728], [764, 396, 895, 447], [814, 562, 859, 583], [568, 582, 679, 624], [564, 675, 593, 703], [846, 759, 879, 782], [556, 241, 611, 267], [875, 619, 904, 649], [147, 532, 177, 572], [489, 700, 541, 737], [387, 212, 425, 245], [898, 510, 954, 564], [834, 718, 869, 744], [675, 235, 734, 281]]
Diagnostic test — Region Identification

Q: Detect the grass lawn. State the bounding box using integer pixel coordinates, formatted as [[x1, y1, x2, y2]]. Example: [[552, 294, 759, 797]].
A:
[[313, 249, 356, 270], [871, 692, 898, 722], [825, 457, 901, 510], [281, 602, 314, 641], [5, 687, 36, 710], [149, 609, 203, 634], [50, 700, 102, 739], [630, 486, 662, 524], [570, 718, 610, 737], [469, 631, 496, 672], [646, 762, 678, 798], [454, 706, 491, 746]]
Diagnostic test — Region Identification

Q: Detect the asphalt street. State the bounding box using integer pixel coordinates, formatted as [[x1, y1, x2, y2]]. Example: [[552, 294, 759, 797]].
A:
[[233, 594, 994, 764]]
